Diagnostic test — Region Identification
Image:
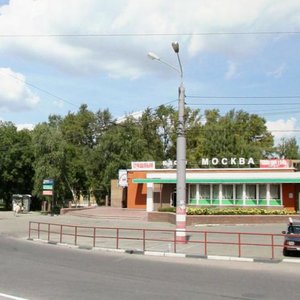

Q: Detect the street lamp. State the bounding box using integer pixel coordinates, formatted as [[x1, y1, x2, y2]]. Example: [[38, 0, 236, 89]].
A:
[[148, 42, 187, 243]]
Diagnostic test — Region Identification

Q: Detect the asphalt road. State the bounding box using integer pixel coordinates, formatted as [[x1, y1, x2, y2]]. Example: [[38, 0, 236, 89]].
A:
[[1, 236, 300, 300]]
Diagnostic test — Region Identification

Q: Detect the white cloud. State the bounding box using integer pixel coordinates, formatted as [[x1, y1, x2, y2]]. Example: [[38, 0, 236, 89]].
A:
[[266, 117, 297, 144], [267, 63, 287, 78], [16, 123, 35, 131], [116, 110, 143, 123], [0, 67, 40, 112], [53, 100, 64, 108], [225, 61, 239, 80], [0, 0, 300, 79]]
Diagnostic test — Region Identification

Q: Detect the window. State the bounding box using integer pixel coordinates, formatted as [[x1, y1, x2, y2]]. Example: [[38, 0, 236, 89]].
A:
[[187, 182, 281, 207], [212, 184, 219, 199], [270, 184, 280, 199], [223, 185, 233, 199], [259, 184, 267, 199], [236, 184, 243, 200], [190, 185, 196, 199], [200, 184, 210, 199], [246, 184, 256, 199]]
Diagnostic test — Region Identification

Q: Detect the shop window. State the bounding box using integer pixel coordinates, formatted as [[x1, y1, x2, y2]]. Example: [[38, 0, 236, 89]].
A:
[[236, 184, 243, 200], [200, 184, 210, 199], [212, 184, 219, 199], [270, 184, 280, 199], [246, 184, 256, 199], [223, 185, 233, 199], [189, 185, 197, 200], [259, 184, 267, 199]]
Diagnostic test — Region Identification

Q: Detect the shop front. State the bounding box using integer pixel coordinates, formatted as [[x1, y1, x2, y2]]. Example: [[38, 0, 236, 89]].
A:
[[123, 164, 300, 212]]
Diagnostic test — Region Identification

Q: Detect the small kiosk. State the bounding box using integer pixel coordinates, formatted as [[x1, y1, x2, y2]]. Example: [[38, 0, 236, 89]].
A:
[[12, 194, 32, 213]]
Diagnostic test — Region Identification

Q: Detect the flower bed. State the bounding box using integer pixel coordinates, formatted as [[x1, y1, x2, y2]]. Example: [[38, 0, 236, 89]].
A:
[[158, 207, 295, 215]]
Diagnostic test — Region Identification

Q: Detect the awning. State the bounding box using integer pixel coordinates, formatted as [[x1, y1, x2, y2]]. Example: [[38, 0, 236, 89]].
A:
[[133, 178, 300, 184], [133, 172, 300, 184]]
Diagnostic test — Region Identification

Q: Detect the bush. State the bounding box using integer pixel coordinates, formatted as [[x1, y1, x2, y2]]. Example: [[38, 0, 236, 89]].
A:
[[158, 207, 176, 213], [53, 206, 61, 215], [158, 207, 295, 215]]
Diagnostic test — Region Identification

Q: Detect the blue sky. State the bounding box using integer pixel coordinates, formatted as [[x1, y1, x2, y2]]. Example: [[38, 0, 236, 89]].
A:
[[0, 0, 300, 144]]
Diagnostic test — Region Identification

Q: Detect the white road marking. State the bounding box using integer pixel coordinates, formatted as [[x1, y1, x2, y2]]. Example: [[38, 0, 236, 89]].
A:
[[0, 292, 29, 300]]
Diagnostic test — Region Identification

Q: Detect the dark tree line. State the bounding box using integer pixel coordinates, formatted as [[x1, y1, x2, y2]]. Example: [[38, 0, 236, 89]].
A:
[[0, 104, 299, 208]]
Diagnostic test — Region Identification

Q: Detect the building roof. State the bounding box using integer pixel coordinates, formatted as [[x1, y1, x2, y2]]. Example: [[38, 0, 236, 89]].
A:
[[133, 171, 300, 184]]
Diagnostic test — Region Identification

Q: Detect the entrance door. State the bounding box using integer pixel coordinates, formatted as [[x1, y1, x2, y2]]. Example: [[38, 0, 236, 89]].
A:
[[171, 192, 177, 207]]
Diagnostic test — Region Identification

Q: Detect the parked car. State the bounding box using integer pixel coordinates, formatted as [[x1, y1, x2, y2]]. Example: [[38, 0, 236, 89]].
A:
[[282, 218, 300, 256]]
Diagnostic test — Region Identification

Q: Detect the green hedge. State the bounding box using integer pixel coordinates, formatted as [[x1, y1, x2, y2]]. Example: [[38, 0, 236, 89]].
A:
[[158, 207, 295, 215]]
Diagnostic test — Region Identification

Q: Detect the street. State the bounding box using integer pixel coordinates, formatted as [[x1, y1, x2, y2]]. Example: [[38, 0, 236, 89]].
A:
[[1, 235, 300, 300]]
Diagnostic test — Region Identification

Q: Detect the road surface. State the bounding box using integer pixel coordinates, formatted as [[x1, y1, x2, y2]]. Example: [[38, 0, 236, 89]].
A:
[[1, 236, 300, 300]]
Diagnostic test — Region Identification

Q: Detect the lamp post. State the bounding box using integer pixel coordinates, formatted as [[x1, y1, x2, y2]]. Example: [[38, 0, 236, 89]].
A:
[[148, 42, 186, 243]]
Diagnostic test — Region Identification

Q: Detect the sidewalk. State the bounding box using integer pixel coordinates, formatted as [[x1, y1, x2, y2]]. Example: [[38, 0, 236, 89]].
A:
[[1, 208, 297, 262], [0, 208, 175, 239], [0, 207, 289, 238]]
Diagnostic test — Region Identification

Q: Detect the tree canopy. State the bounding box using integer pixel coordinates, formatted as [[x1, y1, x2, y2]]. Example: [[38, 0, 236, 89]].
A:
[[1, 104, 296, 207]]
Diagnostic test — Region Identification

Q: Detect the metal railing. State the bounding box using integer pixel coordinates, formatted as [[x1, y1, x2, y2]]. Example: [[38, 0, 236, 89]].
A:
[[28, 221, 286, 259]]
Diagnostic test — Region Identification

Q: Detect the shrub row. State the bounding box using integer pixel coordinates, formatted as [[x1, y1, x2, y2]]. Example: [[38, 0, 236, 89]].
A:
[[158, 207, 295, 215]]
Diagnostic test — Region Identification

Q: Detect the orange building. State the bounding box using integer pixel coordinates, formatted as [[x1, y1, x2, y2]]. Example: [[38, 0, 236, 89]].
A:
[[116, 160, 300, 212]]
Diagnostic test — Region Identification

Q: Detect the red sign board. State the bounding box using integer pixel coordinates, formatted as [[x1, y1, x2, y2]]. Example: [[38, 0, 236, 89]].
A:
[[43, 190, 53, 196], [259, 159, 290, 168], [131, 161, 155, 170]]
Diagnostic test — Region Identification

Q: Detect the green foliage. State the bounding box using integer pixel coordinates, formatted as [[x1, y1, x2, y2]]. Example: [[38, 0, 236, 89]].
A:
[[158, 207, 295, 215], [276, 137, 300, 159], [3, 103, 299, 208], [0, 121, 34, 208], [187, 109, 274, 167], [188, 207, 295, 215], [157, 207, 176, 213]]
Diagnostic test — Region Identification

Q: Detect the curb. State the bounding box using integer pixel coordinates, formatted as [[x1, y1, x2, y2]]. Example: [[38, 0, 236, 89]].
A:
[[27, 238, 300, 264], [282, 258, 300, 263]]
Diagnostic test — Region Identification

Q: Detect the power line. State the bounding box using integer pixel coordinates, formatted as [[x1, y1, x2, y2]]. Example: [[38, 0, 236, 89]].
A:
[[187, 102, 300, 106], [0, 31, 300, 37], [187, 95, 300, 99], [0, 69, 79, 108]]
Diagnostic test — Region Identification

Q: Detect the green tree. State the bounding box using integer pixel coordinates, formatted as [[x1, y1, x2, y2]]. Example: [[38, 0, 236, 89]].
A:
[[140, 108, 164, 162], [189, 109, 274, 167], [0, 122, 34, 208], [88, 116, 148, 201], [277, 137, 300, 159], [59, 105, 97, 203], [155, 105, 177, 160], [32, 121, 68, 205]]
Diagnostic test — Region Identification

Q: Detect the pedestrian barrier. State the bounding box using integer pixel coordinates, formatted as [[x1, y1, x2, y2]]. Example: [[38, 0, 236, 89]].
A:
[[28, 221, 286, 259]]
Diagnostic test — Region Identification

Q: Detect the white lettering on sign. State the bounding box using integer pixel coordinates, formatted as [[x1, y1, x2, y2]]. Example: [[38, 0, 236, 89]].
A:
[[201, 158, 255, 166], [260, 159, 290, 168], [211, 158, 218, 165], [201, 158, 209, 165], [221, 158, 227, 165]]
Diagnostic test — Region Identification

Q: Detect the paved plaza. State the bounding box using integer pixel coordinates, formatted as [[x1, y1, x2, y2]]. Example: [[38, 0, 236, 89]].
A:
[[1, 207, 299, 261]]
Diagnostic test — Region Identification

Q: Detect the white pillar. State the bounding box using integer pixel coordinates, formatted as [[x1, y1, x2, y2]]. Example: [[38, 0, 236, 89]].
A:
[[243, 184, 246, 206], [219, 184, 222, 205], [196, 184, 200, 205], [266, 184, 270, 206], [146, 183, 154, 212]]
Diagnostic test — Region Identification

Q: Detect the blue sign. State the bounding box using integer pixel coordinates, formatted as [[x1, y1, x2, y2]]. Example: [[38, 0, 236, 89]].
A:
[[43, 179, 54, 185]]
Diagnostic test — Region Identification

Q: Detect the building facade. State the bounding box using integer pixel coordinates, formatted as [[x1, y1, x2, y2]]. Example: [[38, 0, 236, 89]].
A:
[[116, 162, 300, 212]]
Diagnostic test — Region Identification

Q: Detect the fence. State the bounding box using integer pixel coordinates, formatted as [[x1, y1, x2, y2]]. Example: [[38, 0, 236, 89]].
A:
[[28, 221, 286, 259]]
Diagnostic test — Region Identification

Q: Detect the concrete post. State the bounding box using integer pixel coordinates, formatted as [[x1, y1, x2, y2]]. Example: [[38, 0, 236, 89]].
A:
[[176, 83, 187, 243]]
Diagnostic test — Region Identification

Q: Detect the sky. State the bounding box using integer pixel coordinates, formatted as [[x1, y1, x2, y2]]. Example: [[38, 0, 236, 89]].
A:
[[0, 0, 300, 144]]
